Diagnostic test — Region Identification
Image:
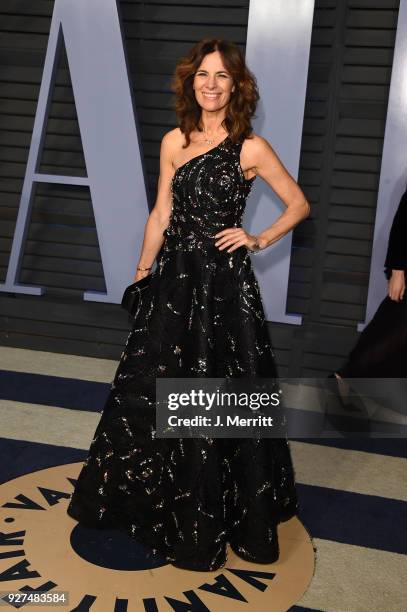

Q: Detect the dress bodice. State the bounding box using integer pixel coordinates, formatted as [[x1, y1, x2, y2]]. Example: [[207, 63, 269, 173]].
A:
[[163, 136, 255, 251]]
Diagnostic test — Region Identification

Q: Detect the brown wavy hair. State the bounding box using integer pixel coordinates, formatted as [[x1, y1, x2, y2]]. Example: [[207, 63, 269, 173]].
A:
[[171, 38, 259, 147]]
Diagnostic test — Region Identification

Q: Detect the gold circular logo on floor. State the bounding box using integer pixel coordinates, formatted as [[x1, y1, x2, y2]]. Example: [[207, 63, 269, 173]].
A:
[[0, 463, 315, 610]]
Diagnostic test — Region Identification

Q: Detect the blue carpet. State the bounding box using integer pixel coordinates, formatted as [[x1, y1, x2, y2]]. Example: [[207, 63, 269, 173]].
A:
[[0, 436, 87, 484], [0, 370, 110, 412], [297, 483, 407, 555]]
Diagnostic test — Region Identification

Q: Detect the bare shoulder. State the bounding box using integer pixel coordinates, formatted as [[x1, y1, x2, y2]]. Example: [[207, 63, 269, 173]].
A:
[[240, 133, 277, 177], [162, 127, 182, 143], [160, 128, 186, 167], [242, 133, 275, 158], [161, 127, 184, 150]]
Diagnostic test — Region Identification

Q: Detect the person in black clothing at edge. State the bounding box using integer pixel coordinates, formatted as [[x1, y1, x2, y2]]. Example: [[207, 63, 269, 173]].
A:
[[332, 188, 407, 407]]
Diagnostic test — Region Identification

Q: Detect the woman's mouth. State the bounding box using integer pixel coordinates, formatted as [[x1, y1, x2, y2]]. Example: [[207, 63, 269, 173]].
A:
[[202, 92, 221, 99]]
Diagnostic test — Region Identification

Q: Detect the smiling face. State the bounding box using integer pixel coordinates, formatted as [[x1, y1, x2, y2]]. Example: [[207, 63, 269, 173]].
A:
[[193, 50, 235, 113]]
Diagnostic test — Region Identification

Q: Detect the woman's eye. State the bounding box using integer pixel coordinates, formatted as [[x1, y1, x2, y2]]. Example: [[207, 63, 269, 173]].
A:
[[195, 73, 229, 78]]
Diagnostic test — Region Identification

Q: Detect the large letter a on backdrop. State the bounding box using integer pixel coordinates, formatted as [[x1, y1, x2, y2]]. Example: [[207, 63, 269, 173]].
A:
[[0, 0, 149, 304]]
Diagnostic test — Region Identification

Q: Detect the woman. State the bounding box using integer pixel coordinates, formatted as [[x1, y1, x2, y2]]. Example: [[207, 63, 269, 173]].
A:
[[333, 188, 407, 404], [67, 38, 310, 571]]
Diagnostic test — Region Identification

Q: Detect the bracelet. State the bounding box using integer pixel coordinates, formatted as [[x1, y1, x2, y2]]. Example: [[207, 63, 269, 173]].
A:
[[137, 266, 152, 271], [247, 237, 262, 254]]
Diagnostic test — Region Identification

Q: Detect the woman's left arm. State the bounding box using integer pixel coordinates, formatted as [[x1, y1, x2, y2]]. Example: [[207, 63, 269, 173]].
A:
[[214, 135, 310, 253]]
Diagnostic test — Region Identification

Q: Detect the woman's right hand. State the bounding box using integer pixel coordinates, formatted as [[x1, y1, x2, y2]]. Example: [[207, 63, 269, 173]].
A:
[[133, 269, 152, 282]]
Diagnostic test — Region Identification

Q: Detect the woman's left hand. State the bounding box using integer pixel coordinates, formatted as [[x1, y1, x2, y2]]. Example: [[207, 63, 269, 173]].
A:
[[214, 227, 264, 253]]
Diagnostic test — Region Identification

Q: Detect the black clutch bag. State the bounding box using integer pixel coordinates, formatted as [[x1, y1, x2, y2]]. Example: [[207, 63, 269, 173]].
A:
[[121, 273, 153, 317]]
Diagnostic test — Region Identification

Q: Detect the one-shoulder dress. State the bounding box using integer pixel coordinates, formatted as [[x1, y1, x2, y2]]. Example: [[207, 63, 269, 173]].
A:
[[66, 135, 299, 571]]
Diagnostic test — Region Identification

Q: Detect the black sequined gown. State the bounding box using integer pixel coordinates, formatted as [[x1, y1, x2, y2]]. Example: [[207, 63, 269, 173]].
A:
[[66, 135, 299, 571]]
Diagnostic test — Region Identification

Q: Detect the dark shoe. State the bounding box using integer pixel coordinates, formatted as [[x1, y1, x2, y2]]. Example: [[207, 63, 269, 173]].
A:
[[170, 552, 227, 572], [230, 539, 279, 564]]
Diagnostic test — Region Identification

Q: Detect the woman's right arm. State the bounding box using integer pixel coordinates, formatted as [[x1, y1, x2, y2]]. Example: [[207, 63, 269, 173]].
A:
[[133, 131, 176, 281]]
